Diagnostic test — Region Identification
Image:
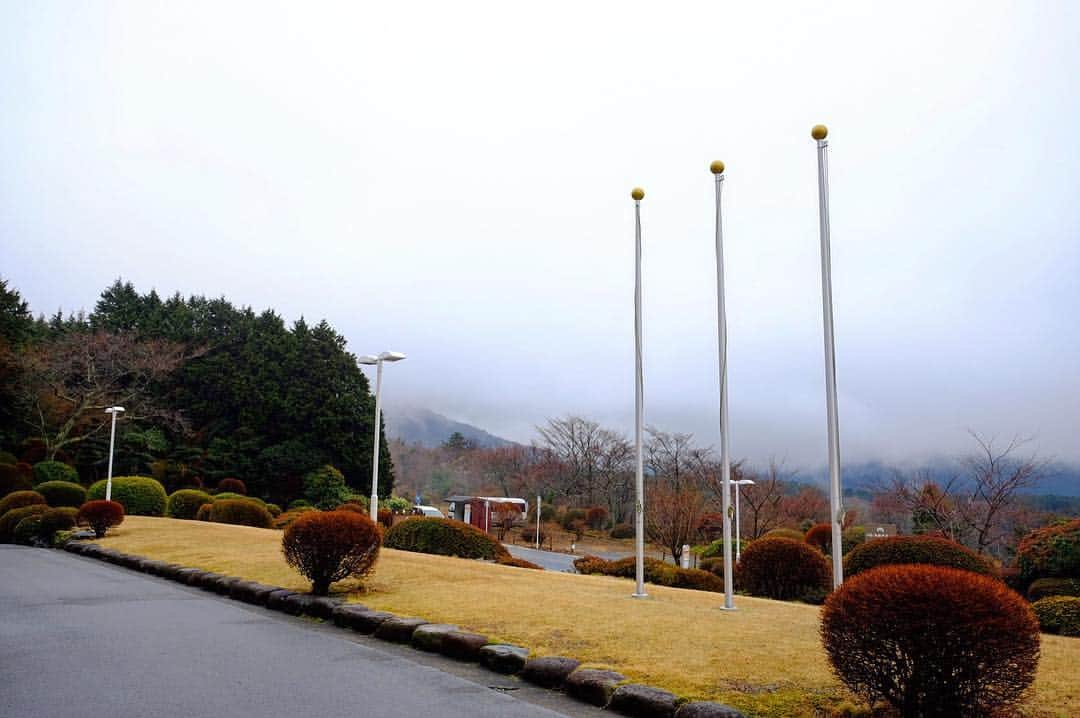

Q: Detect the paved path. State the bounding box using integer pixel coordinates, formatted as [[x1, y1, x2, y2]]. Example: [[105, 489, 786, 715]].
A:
[[0, 545, 605, 718], [505, 544, 627, 572]]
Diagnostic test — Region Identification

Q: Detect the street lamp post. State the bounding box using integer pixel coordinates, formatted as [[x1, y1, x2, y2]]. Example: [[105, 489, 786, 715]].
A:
[[103, 406, 125, 502], [357, 351, 406, 523], [732, 478, 755, 562], [631, 186, 647, 599], [812, 123, 844, 589], [710, 160, 736, 611]]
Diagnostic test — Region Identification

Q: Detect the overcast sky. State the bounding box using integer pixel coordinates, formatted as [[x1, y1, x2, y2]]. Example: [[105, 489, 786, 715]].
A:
[[2, 2, 1078, 469]]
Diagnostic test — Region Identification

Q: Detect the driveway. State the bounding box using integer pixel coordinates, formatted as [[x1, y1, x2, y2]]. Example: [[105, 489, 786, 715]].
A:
[[505, 544, 627, 572], [0, 545, 605, 718]]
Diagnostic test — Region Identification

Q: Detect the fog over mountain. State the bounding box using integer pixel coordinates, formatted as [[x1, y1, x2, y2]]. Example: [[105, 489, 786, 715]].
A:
[[3, 4, 1078, 471]]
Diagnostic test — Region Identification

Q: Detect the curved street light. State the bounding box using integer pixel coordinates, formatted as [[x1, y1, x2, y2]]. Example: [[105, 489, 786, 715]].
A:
[[357, 351, 406, 523]]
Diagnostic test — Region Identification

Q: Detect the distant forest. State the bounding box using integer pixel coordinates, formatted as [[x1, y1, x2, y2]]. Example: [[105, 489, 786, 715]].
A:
[[0, 278, 392, 503]]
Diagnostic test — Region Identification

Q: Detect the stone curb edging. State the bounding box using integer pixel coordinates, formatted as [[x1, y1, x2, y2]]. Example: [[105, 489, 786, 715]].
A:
[[62, 541, 745, 717]]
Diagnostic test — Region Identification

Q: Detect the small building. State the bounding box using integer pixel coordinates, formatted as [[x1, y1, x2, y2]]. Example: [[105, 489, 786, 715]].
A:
[[446, 495, 528, 532]]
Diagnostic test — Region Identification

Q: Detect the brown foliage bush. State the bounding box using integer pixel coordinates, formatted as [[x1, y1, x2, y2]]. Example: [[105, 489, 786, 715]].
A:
[[0, 504, 48, 542], [805, 523, 833, 552], [822, 564, 1040, 717], [843, 535, 998, 579], [216, 478, 247, 495], [496, 555, 543, 570], [0, 490, 46, 517], [585, 506, 608, 530], [209, 499, 273, 528], [736, 537, 831, 601], [77, 500, 125, 538], [282, 510, 382, 595]]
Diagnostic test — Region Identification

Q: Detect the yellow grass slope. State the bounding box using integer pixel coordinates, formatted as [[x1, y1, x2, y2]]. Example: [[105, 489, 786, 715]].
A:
[[99, 517, 1078, 718]]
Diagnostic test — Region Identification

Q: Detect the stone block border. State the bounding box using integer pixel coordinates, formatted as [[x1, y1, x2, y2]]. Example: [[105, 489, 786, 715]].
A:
[[62, 540, 744, 717]]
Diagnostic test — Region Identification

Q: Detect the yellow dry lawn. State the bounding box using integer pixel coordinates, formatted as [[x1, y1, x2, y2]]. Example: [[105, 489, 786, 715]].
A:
[[100, 517, 1079, 718]]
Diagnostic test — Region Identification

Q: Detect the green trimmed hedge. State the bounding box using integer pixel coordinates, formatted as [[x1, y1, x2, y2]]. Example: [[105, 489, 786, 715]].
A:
[[844, 535, 998, 579], [36, 481, 87, 508], [32, 460, 80, 485], [209, 499, 273, 528], [0, 504, 48, 543], [0, 490, 46, 517], [1032, 595, 1080, 637], [384, 517, 509, 560], [1028, 577, 1080, 602], [38, 507, 78, 539], [1017, 518, 1080, 583], [87, 476, 167, 516], [167, 490, 215, 520]]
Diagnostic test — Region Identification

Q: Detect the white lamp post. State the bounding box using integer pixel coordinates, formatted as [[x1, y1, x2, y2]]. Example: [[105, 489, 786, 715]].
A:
[[631, 186, 648, 599], [710, 160, 736, 610], [357, 351, 406, 523], [103, 406, 125, 502], [812, 124, 845, 589], [732, 478, 755, 562]]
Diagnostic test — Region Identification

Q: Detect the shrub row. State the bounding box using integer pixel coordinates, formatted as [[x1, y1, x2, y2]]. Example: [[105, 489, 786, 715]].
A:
[[384, 517, 509, 561], [167, 489, 215, 519], [572, 555, 725, 593], [0, 490, 46, 517]]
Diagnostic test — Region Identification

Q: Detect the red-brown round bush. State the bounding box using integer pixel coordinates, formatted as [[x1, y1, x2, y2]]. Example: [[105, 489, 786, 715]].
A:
[[282, 510, 382, 595], [843, 535, 998, 579], [736, 537, 832, 601], [585, 506, 608, 530], [1017, 518, 1080, 583], [377, 507, 393, 528], [77, 500, 125, 538], [208, 499, 273, 528], [216, 478, 247, 495], [822, 564, 1040, 717], [0, 490, 46, 517], [195, 503, 213, 521], [805, 523, 833, 552]]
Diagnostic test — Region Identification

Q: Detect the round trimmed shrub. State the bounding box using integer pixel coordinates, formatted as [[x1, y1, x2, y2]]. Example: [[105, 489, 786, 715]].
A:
[[805, 523, 833, 552], [560, 508, 586, 531], [609, 523, 634, 539], [282, 510, 382, 595], [212, 492, 264, 505], [1, 504, 49, 542], [586, 506, 608, 529], [844, 535, 998, 579], [209, 499, 273, 529], [842, 526, 866, 554], [0, 463, 32, 497], [384, 517, 509, 560], [1017, 518, 1080, 583], [13, 515, 43, 545], [32, 460, 79, 485], [736, 537, 832, 601], [77, 500, 125, 537], [288, 499, 313, 510], [1032, 595, 1080, 637], [87, 476, 166, 516], [38, 507, 78, 539], [36, 481, 87, 508], [822, 565, 1041, 716], [265, 503, 282, 518], [303, 464, 351, 510], [216, 478, 247, 495], [167, 489, 215, 519], [273, 507, 316, 530], [377, 507, 393, 528], [0, 490, 46, 517], [1028, 577, 1080, 602], [764, 528, 806, 542], [195, 503, 213, 521]]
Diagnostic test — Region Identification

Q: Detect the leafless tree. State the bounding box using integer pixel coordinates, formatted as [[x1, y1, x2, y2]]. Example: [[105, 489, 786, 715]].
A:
[[16, 330, 190, 459], [645, 482, 707, 563], [739, 459, 792, 539]]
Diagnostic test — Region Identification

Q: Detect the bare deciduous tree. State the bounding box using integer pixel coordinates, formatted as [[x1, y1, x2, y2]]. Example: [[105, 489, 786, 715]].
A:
[[645, 482, 707, 563]]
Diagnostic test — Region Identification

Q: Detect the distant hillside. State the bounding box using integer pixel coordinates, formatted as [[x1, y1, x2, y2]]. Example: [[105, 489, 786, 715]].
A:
[[807, 460, 1080, 498], [383, 407, 519, 449]]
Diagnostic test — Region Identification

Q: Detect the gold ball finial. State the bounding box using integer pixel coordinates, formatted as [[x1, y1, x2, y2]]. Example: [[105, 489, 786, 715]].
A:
[[811, 124, 828, 140], [709, 160, 725, 175], [631, 187, 645, 201]]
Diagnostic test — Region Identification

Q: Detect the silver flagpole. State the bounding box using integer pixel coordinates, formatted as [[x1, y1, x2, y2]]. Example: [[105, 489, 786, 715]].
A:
[[710, 161, 735, 610], [813, 124, 844, 589], [631, 186, 648, 599]]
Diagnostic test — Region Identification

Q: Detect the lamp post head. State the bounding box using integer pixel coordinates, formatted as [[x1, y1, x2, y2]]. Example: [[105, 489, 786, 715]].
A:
[[709, 160, 725, 175], [357, 355, 379, 365], [811, 124, 829, 141], [631, 187, 645, 201], [105, 406, 125, 415], [378, 351, 406, 362]]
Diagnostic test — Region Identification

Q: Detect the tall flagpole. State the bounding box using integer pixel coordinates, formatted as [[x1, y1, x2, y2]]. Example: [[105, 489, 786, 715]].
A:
[[710, 161, 735, 610], [813, 124, 844, 589], [631, 186, 648, 599]]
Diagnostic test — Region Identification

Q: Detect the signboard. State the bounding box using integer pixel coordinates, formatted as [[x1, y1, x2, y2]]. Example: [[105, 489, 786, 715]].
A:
[[865, 524, 897, 540]]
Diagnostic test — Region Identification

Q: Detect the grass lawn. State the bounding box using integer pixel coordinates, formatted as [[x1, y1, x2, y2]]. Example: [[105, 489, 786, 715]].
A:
[[99, 517, 1079, 717]]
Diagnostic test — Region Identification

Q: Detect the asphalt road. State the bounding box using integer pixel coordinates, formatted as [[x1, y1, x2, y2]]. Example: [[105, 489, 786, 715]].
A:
[[0, 545, 606, 718], [505, 545, 627, 572]]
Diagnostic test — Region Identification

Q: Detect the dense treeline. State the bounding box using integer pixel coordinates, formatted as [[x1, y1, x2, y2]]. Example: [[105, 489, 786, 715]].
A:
[[0, 278, 392, 504]]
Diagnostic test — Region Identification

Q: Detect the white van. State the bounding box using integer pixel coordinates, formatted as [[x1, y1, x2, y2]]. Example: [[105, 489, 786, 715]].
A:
[[413, 505, 445, 518]]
